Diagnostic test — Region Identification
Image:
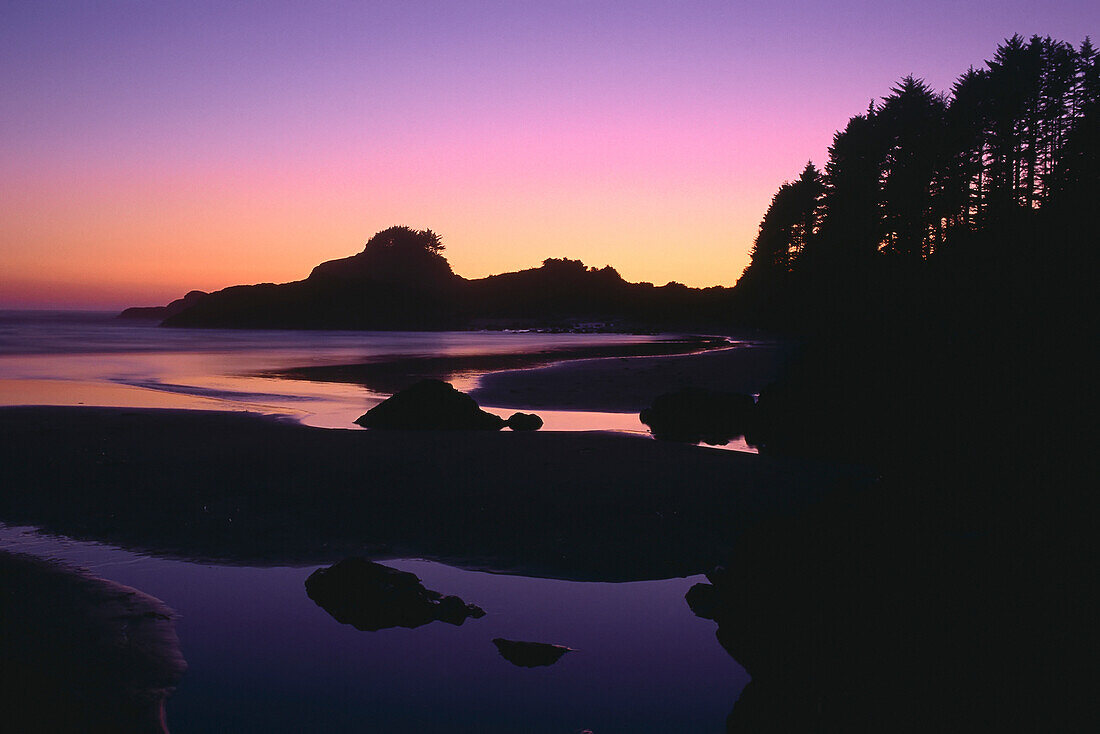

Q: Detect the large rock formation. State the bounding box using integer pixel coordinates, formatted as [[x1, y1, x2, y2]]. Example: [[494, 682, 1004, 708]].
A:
[[355, 380, 507, 430], [640, 387, 754, 445]]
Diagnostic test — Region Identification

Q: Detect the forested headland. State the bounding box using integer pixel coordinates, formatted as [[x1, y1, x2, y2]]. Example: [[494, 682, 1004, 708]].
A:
[[698, 35, 1095, 731], [736, 34, 1097, 465]]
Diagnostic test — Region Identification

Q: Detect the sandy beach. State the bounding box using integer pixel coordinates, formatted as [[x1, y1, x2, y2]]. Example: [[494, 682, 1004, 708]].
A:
[[272, 334, 737, 397], [0, 402, 863, 582], [470, 339, 798, 412], [1, 337, 854, 731]]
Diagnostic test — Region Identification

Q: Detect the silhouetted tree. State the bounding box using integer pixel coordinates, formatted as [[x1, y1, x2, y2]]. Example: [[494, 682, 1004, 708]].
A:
[[943, 67, 990, 231], [815, 108, 886, 262], [740, 162, 823, 281], [878, 76, 947, 257], [741, 34, 1096, 294]]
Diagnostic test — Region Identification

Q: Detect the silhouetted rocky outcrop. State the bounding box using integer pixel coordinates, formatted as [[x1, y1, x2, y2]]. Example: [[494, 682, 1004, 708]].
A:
[[491, 638, 572, 668], [305, 558, 484, 631], [127, 228, 737, 331], [355, 379, 506, 430], [640, 387, 754, 445], [307, 226, 454, 287]]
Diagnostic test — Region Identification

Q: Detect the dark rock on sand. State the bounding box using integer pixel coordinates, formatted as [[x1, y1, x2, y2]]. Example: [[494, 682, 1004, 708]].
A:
[[684, 581, 719, 621], [506, 411, 543, 431], [640, 387, 754, 445], [354, 379, 506, 430], [492, 638, 572, 668], [0, 551, 186, 734], [305, 558, 484, 631]]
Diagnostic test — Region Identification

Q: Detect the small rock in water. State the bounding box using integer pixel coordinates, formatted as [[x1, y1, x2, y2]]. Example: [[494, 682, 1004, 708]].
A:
[[506, 412, 543, 431], [492, 638, 573, 667], [305, 558, 485, 631]]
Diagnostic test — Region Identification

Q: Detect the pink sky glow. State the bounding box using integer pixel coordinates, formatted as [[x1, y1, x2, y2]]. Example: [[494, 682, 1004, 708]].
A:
[[2, 1, 1097, 308]]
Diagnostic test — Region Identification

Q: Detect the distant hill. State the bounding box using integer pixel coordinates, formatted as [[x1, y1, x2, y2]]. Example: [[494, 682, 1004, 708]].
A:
[[124, 226, 736, 331], [118, 290, 208, 321]]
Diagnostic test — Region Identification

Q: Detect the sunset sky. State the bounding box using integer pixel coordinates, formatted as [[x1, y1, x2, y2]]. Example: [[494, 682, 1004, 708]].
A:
[[2, 1, 1097, 308]]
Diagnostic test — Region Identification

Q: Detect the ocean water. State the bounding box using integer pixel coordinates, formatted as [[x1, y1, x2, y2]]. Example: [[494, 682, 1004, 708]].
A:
[[0, 311, 752, 732], [0, 310, 675, 431]]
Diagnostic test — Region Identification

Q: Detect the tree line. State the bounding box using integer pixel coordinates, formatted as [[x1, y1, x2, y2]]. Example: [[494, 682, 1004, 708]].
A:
[[737, 34, 1099, 316]]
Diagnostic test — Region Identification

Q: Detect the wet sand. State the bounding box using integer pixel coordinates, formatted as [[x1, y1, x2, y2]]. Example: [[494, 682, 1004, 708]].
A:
[[470, 340, 798, 412], [271, 335, 734, 396], [0, 405, 865, 581], [0, 551, 186, 733]]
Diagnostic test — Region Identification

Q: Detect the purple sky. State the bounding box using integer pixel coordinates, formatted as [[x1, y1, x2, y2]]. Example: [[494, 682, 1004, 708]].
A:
[[2, 1, 1097, 307]]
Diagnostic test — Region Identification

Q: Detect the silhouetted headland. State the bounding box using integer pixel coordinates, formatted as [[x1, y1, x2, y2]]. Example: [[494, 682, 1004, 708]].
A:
[[124, 226, 737, 331], [688, 34, 1095, 731], [118, 289, 207, 321]]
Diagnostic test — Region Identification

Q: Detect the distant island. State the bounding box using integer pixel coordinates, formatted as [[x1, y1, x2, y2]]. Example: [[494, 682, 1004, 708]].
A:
[[120, 226, 735, 331]]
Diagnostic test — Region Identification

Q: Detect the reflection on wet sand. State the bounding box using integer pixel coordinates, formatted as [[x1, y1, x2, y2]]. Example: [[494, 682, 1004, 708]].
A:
[[0, 551, 186, 734]]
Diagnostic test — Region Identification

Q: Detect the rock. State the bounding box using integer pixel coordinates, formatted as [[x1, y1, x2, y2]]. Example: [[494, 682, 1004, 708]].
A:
[[355, 380, 506, 430], [684, 582, 718, 620], [639, 387, 754, 445], [305, 558, 485, 631], [491, 638, 573, 667], [506, 412, 543, 431], [436, 595, 486, 625]]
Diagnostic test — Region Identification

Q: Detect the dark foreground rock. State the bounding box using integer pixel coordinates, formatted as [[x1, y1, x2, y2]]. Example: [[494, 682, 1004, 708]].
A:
[[355, 379, 506, 430], [506, 412, 543, 431], [685, 468, 1087, 733], [305, 558, 485, 631], [0, 551, 186, 734], [640, 387, 754, 445], [492, 638, 572, 667]]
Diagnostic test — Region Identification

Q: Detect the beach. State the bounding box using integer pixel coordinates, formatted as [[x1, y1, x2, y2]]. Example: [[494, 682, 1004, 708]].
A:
[[0, 317, 851, 732], [0, 401, 860, 576], [471, 339, 797, 412]]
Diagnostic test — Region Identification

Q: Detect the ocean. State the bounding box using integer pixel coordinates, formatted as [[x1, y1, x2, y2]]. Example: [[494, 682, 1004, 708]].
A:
[[0, 310, 674, 431]]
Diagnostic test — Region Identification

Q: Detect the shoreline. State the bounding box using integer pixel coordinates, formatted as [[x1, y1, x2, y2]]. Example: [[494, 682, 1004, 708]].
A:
[[1, 332, 797, 446], [268, 334, 735, 397], [470, 339, 798, 413]]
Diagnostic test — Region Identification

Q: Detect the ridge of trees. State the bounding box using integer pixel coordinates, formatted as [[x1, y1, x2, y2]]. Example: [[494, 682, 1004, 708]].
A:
[[736, 34, 1099, 324]]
